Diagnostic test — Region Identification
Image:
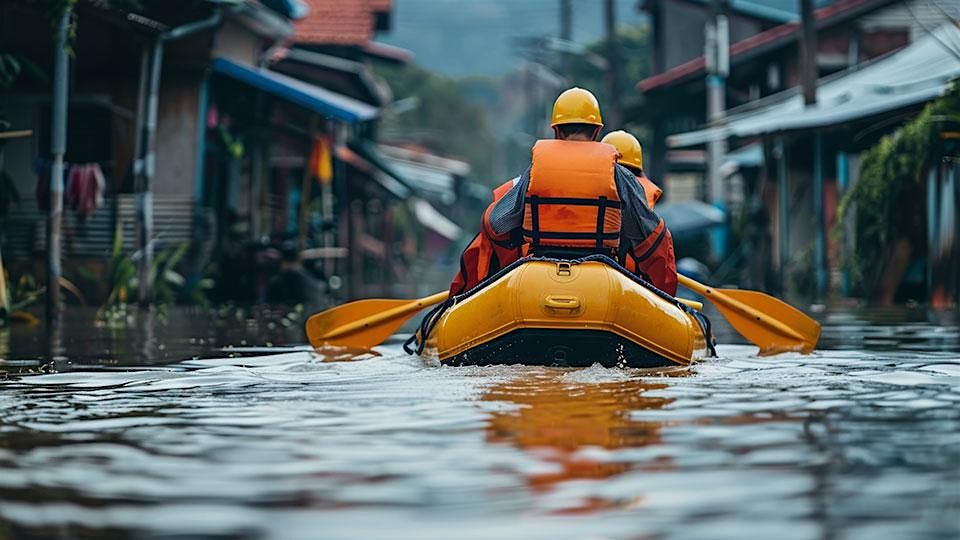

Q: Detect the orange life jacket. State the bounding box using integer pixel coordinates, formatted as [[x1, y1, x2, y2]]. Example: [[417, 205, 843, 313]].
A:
[[450, 178, 526, 296], [522, 140, 621, 252], [638, 175, 663, 209]]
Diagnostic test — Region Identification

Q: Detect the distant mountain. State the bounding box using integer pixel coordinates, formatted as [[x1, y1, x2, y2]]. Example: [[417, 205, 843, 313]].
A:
[[378, 0, 647, 77]]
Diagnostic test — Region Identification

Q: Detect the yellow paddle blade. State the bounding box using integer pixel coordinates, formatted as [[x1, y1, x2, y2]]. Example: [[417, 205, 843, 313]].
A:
[[711, 288, 821, 355], [678, 274, 820, 355], [305, 291, 448, 351], [306, 298, 418, 350]]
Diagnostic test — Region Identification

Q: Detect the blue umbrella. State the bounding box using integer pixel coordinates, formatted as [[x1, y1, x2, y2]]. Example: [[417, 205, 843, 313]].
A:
[[658, 200, 726, 234]]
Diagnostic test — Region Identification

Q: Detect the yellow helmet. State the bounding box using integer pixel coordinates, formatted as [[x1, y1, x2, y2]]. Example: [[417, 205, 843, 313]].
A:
[[601, 130, 643, 171], [551, 87, 603, 128]]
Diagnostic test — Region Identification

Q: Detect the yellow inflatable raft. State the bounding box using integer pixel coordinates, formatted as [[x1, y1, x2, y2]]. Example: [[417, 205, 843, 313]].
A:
[[408, 256, 715, 368]]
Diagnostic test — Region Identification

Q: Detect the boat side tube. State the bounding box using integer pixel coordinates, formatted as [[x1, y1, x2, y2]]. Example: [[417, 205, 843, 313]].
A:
[[404, 254, 716, 357]]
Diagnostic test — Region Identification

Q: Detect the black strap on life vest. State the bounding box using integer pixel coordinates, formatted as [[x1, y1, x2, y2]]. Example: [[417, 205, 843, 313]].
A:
[[523, 195, 621, 249], [634, 222, 667, 263]]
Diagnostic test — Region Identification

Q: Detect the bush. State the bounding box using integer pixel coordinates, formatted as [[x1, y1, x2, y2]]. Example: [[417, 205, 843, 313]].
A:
[[836, 82, 960, 299]]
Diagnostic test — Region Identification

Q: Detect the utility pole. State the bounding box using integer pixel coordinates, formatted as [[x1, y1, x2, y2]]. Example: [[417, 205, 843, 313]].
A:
[[559, 0, 572, 79], [47, 6, 70, 321], [136, 38, 163, 305], [799, 0, 818, 106], [776, 137, 789, 293], [704, 0, 729, 207], [800, 0, 825, 300], [604, 0, 622, 128]]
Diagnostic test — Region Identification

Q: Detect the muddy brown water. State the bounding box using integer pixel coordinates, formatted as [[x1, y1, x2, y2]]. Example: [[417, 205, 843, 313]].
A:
[[0, 305, 958, 540]]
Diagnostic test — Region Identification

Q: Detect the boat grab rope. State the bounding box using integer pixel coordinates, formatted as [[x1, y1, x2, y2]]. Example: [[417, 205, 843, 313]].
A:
[[404, 255, 717, 357]]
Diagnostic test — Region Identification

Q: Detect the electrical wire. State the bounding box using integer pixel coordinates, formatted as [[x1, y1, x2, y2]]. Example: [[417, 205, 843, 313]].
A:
[[905, 0, 960, 62]]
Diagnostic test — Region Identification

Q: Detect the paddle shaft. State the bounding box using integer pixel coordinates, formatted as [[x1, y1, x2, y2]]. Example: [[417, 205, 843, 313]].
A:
[[677, 274, 805, 341], [675, 297, 703, 311], [321, 291, 449, 341]]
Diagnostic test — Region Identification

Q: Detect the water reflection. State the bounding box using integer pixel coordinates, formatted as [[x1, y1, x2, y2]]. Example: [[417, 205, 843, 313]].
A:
[[1, 306, 308, 371], [0, 307, 958, 539], [0, 326, 8, 359], [483, 369, 683, 513], [46, 305, 63, 364]]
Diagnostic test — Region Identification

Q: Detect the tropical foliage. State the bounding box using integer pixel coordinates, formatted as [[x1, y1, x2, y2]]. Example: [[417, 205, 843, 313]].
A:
[[103, 227, 213, 308], [0, 272, 44, 324], [836, 82, 960, 299]]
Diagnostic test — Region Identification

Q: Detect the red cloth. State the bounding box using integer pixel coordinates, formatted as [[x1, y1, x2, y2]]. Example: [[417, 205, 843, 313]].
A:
[[66, 163, 105, 217], [448, 232, 486, 296]]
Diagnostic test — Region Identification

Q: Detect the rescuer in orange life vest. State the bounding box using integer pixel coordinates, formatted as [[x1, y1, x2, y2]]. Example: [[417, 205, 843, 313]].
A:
[[600, 130, 663, 210], [449, 88, 678, 296]]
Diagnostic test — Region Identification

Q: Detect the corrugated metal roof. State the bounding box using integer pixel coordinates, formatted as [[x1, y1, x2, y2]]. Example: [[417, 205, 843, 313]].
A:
[[335, 145, 411, 199], [668, 24, 960, 148], [335, 144, 462, 241], [409, 198, 462, 241], [378, 155, 456, 205]]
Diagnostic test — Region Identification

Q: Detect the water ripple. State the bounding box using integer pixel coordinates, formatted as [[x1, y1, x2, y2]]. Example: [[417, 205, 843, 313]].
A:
[[0, 339, 958, 539]]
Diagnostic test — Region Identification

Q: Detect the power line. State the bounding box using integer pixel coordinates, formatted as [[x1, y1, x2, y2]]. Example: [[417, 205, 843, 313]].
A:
[[905, 0, 960, 62]]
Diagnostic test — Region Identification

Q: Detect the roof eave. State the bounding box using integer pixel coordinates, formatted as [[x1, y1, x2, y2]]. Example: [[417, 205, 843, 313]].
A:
[[637, 0, 903, 94], [222, 0, 294, 40]]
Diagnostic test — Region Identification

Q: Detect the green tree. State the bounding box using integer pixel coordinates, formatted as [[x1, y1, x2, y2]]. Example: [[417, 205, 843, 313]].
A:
[[835, 82, 960, 302]]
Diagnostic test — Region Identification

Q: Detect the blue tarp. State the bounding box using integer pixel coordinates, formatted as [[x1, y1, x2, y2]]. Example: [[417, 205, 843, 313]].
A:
[[658, 200, 726, 235], [211, 58, 378, 124]]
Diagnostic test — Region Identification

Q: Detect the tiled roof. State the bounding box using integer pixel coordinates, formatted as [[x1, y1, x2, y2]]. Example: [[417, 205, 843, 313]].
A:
[[637, 0, 893, 92], [368, 0, 392, 11], [294, 0, 389, 45]]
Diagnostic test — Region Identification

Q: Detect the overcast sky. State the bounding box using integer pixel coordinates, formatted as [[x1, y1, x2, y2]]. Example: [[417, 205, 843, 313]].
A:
[[378, 0, 647, 76]]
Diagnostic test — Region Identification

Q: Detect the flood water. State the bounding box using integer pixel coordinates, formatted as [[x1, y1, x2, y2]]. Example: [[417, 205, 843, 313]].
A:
[[1, 306, 958, 539]]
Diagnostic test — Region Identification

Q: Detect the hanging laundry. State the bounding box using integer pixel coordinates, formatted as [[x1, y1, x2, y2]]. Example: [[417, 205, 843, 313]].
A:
[[66, 163, 106, 217], [66, 164, 81, 210]]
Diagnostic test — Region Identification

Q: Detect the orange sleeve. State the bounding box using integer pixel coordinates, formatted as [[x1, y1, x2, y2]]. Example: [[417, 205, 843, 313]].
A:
[[449, 179, 519, 295], [449, 233, 493, 296], [624, 220, 678, 296], [638, 175, 663, 209]]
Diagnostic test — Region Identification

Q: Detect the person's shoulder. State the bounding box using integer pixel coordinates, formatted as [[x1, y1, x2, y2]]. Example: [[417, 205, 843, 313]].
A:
[[613, 165, 656, 212], [613, 164, 640, 191]]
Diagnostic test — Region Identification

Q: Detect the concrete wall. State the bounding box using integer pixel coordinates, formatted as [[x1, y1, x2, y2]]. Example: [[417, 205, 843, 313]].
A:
[[155, 76, 201, 197], [660, 1, 710, 71], [658, 1, 765, 72], [211, 19, 263, 66]]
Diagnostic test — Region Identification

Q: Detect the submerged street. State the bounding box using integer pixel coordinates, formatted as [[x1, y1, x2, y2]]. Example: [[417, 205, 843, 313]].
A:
[[0, 308, 957, 539], [3, 0, 960, 537]]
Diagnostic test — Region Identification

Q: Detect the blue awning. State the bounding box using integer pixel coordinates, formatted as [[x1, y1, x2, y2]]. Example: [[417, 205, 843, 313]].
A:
[[211, 57, 378, 124]]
